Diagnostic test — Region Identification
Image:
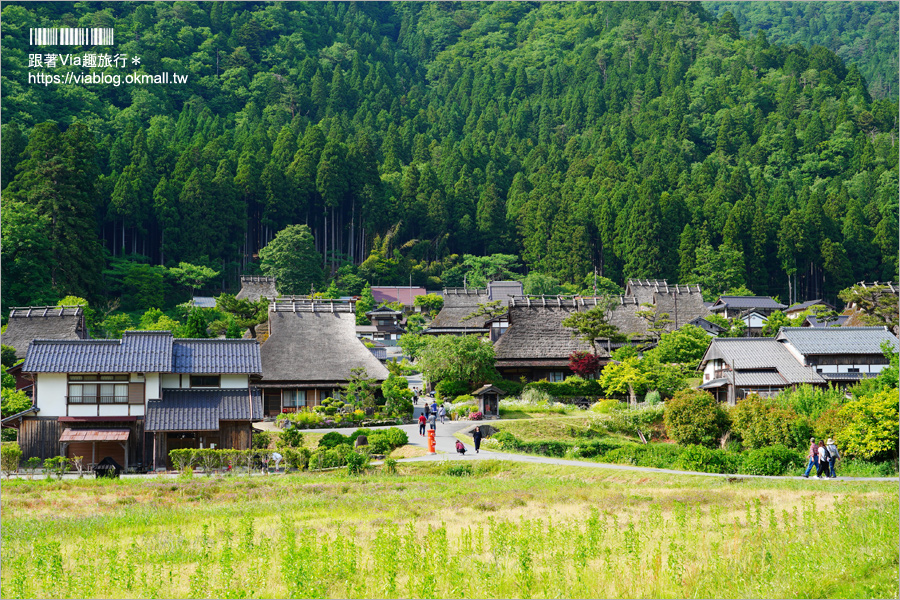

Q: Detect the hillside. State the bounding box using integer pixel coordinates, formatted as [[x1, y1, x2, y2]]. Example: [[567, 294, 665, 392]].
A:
[[1, 2, 897, 313]]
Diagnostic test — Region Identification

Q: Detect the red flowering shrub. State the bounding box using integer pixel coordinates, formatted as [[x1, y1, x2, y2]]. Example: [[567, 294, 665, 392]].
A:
[[468, 411, 484, 421], [568, 351, 600, 378]]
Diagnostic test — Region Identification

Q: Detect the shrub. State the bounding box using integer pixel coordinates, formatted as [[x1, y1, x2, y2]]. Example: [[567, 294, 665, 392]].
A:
[[252, 431, 271, 449], [590, 399, 623, 414], [602, 444, 685, 468], [569, 351, 601, 378], [435, 380, 469, 400], [731, 395, 800, 449], [283, 447, 311, 471], [442, 462, 474, 477], [280, 427, 303, 448], [1, 442, 22, 477], [348, 428, 372, 445], [43, 456, 68, 479], [382, 427, 408, 449], [674, 445, 731, 474], [169, 448, 198, 472], [468, 411, 484, 421], [740, 445, 804, 476], [644, 390, 661, 405], [346, 450, 370, 475], [525, 378, 605, 398], [455, 394, 475, 404], [319, 432, 351, 450], [383, 457, 398, 474], [605, 405, 665, 437], [837, 389, 899, 460], [664, 389, 730, 448], [814, 407, 852, 444], [774, 383, 845, 420], [491, 379, 525, 396]]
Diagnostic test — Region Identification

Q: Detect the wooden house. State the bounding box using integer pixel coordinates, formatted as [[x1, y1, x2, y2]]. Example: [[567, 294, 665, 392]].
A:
[[624, 280, 709, 329], [7, 331, 261, 471], [686, 316, 727, 337], [784, 299, 836, 318], [708, 296, 786, 320], [472, 384, 505, 419], [356, 305, 405, 345], [425, 281, 523, 336], [775, 326, 898, 383], [698, 338, 824, 405], [256, 300, 390, 417]]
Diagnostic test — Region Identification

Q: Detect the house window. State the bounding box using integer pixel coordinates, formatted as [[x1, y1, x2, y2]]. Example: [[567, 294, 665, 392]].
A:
[[847, 368, 859, 373], [190, 375, 220, 388], [284, 390, 307, 408], [549, 372, 564, 382], [68, 374, 129, 404]]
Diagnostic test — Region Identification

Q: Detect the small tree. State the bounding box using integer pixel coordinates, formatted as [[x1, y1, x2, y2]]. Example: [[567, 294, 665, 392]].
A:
[[413, 293, 444, 317], [71, 455, 85, 478], [561, 298, 624, 355], [1, 345, 18, 369], [600, 356, 648, 406], [635, 303, 673, 343], [0, 442, 22, 478], [355, 284, 376, 325], [462, 300, 507, 322], [216, 294, 268, 338], [648, 325, 712, 367], [405, 313, 426, 334], [259, 225, 324, 295], [568, 351, 601, 378], [344, 368, 377, 411], [398, 333, 429, 361], [169, 262, 219, 299], [183, 309, 209, 338], [664, 389, 730, 448], [25, 456, 41, 479], [839, 283, 900, 333]]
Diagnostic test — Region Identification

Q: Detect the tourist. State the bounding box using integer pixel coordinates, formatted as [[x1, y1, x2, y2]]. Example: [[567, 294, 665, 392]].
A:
[[802, 437, 818, 478], [473, 426, 482, 454], [826, 438, 840, 478], [438, 405, 446, 424], [431, 400, 438, 415], [413, 391, 418, 406], [456, 440, 466, 455], [816, 440, 830, 479], [428, 411, 437, 431], [424, 402, 431, 418], [418, 413, 427, 436]]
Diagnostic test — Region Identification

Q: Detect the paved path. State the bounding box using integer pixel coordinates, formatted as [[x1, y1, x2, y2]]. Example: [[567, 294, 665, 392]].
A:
[[312, 421, 897, 483]]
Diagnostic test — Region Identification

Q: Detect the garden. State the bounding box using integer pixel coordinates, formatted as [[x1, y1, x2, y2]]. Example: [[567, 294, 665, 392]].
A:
[[1, 461, 896, 599], [479, 379, 899, 478]]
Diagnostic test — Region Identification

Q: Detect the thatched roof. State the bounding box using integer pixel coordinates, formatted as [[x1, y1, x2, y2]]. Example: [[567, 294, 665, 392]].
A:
[[428, 288, 491, 330], [494, 302, 602, 365], [653, 287, 710, 329], [236, 276, 278, 302], [260, 305, 389, 384], [3, 306, 88, 359]]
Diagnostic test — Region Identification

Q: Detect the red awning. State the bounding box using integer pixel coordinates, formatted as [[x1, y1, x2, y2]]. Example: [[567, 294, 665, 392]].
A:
[[59, 428, 130, 442]]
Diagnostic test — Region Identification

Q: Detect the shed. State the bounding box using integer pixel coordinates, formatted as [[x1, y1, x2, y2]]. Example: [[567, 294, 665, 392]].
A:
[[472, 384, 505, 419]]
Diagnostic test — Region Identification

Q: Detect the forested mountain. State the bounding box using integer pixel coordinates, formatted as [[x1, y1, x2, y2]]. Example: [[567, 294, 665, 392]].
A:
[[706, 2, 899, 99], [2, 2, 897, 314]]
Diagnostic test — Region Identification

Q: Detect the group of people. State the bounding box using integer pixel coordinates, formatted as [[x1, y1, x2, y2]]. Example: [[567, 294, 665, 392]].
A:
[[803, 437, 841, 479], [417, 400, 448, 435]]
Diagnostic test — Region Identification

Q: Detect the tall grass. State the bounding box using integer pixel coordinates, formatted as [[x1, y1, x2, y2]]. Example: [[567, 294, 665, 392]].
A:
[[1, 465, 897, 599]]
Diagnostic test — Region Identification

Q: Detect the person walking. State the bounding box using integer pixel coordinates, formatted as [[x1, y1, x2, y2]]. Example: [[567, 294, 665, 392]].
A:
[[816, 441, 829, 479], [826, 438, 840, 478], [431, 400, 438, 415], [802, 437, 818, 478], [473, 426, 482, 454], [438, 405, 446, 424], [428, 412, 437, 431], [418, 413, 427, 436], [424, 402, 431, 419], [413, 391, 418, 406]]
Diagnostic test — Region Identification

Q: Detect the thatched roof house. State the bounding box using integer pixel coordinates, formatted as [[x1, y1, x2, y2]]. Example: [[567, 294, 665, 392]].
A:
[[236, 276, 278, 302], [624, 280, 709, 328], [426, 281, 523, 336], [257, 300, 389, 417], [3, 306, 89, 360]]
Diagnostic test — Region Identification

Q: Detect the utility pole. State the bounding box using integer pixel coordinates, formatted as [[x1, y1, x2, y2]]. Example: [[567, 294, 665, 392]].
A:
[[593, 265, 598, 296]]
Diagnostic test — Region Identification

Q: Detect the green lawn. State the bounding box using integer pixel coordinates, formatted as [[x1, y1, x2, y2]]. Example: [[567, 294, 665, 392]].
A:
[[1, 463, 896, 599]]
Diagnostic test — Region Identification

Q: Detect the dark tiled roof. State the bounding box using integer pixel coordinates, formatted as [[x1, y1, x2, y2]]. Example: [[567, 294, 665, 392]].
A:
[[172, 339, 262, 374], [785, 299, 835, 314], [22, 331, 174, 373], [803, 315, 849, 328], [145, 388, 262, 431], [2, 306, 88, 359], [488, 281, 524, 302], [710, 296, 787, 311], [776, 327, 899, 355], [700, 338, 824, 384]]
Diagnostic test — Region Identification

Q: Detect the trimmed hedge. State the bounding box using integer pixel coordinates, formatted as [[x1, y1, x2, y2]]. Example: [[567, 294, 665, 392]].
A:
[[739, 445, 804, 476], [524, 379, 605, 398]]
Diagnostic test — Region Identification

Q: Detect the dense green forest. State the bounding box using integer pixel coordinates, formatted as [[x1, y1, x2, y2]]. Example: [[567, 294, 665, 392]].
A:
[[706, 2, 899, 100], [1, 2, 897, 315]]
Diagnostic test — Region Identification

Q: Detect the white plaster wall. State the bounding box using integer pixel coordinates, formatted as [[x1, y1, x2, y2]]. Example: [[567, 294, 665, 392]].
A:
[[35, 373, 67, 416], [780, 342, 807, 365], [161, 374, 181, 389], [221, 374, 249, 388], [145, 373, 161, 400], [68, 404, 97, 417], [702, 360, 719, 382], [99, 404, 139, 417]]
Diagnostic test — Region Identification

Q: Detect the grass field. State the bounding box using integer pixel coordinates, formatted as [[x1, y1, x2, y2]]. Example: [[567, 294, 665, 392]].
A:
[[1, 462, 897, 599]]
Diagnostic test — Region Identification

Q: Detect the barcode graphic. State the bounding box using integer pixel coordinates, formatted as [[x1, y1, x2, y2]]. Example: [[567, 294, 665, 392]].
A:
[[30, 28, 114, 46]]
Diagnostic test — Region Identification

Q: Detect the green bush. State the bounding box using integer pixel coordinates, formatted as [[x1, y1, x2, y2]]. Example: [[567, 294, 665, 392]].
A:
[[442, 462, 474, 477], [837, 389, 899, 460], [280, 427, 303, 448], [435, 380, 469, 399], [590, 399, 623, 414], [740, 445, 804, 476], [282, 447, 310, 471], [346, 450, 370, 475], [605, 405, 666, 437], [664, 389, 730, 448], [454, 394, 475, 404], [524, 378, 605, 398], [383, 457, 398, 474], [834, 458, 898, 478], [1, 442, 22, 477], [382, 427, 408, 449], [731, 395, 801, 449], [319, 432, 351, 450], [575, 438, 629, 458], [252, 431, 271, 449], [492, 379, 525, 396], [644, 390, 661, 405], [602, 444, 685, 468], [675, 444, 732, 474]]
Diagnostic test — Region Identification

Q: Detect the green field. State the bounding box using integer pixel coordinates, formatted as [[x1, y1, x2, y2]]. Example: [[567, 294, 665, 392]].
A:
[[2, 462, 897, 599]]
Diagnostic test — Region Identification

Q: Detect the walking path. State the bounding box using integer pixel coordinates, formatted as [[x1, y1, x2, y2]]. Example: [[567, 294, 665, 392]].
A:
[[310, 420, 897, 483]]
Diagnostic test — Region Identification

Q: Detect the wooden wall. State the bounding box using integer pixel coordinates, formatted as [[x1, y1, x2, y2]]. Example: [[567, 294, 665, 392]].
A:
[[220, 421, 252, 450], [20, 417, 144, 464]]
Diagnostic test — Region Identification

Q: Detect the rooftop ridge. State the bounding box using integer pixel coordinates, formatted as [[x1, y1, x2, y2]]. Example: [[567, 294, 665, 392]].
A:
[[174, 337, 260, 342], [30, 338, 120, 344], [240, 276, 276, 282], [443, 288, 488, 294]]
